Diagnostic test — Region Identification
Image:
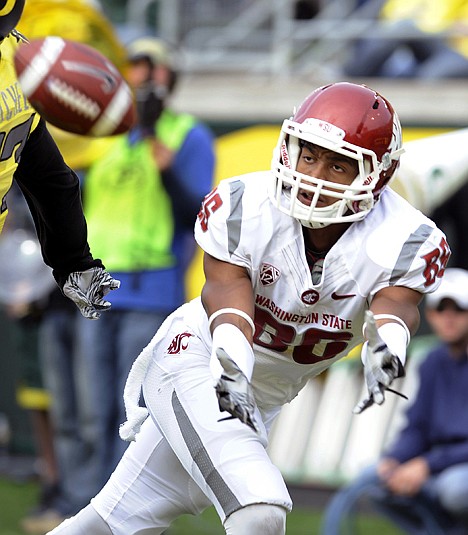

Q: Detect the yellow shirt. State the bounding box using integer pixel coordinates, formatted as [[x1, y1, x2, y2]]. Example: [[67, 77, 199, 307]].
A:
[[0, 32, 41, 233]]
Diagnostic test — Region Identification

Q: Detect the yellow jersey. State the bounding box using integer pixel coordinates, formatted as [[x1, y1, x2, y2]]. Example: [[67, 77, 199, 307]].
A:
[[0, 31, 40, 233]]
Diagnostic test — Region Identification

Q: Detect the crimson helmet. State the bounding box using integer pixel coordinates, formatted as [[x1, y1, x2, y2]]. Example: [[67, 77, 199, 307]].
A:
[[270, 82, 404, 228], [0, 0, 25, 39]]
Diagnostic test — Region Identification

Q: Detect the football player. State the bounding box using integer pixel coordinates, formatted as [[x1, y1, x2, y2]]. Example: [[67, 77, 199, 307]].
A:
[[48, 82, 450, 535], [0, 0, 119, 319]]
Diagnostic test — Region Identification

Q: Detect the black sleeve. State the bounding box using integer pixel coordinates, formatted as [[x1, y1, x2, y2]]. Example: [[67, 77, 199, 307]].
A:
[[13, 119, 103, 288]]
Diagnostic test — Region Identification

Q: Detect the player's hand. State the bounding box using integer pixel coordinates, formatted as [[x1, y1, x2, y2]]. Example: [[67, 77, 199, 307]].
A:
[[215, 348, 259, 433], [63, 267, 120, 320], [135, 81, 165, 134], [353, 310, 405, 414]]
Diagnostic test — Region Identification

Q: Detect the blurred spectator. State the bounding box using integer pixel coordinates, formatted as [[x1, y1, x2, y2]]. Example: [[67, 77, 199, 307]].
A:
[[11, 304, 61, 535], [320, 267, 468, 535], [71, 35, 215, 488], [0, 184, 61, 534], [343, 0, 468, 78]]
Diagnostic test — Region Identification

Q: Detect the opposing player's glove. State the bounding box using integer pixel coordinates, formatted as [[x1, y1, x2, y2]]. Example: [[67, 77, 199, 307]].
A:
[[62, 267, 120, 320], [215, 348, 259, 433], [353, 311, 406, 414]]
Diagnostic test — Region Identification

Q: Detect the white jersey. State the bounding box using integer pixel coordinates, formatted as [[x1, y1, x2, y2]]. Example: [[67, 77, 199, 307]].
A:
[[87, 171, 449, 533], [182, 171, 449, 413]]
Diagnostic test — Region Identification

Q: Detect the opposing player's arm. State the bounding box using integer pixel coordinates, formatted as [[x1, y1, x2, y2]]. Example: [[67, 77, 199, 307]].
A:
[[201, 252, 255, 342]]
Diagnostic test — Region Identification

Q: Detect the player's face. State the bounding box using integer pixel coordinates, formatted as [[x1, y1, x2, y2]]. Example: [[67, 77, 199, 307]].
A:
[[296, 143, 359, 207], [126, 59, 152, 88], [126, 59, 171, 90]]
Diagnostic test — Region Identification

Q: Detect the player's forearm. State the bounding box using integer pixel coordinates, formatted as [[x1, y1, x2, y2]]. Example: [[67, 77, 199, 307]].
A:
[[370, 285, 422, 335], [14, 120, 101, 279]]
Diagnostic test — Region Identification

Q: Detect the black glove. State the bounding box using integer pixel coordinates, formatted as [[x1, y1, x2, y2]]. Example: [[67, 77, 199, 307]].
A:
[[215, 348, 259, 433], [353, 311, 406, 414], [135, 81, 166, 134], [62, 267, 120, 319]]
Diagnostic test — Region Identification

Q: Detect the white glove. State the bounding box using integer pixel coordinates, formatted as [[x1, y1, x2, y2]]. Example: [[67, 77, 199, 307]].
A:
[[63, 266, 120, 319], [353, 311, 406, 414], [215, 348, 259, 433]]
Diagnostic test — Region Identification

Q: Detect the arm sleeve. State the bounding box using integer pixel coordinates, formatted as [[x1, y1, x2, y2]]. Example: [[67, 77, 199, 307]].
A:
[[13, 119, 103, 287]]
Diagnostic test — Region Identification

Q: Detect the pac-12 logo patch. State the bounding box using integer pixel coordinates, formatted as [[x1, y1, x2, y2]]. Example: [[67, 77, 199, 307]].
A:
[[167, 332, 194, 355], [260, 263, 281, 286]]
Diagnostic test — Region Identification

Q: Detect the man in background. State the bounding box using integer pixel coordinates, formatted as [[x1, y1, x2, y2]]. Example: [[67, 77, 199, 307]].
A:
[[321, 268, 468, 534]]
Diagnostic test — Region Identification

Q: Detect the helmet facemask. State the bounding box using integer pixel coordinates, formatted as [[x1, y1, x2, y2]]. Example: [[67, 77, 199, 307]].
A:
[[270, 117, 402, 228]]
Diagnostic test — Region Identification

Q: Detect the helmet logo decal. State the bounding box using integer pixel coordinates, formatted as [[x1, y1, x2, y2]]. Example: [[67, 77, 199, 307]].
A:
[[0, 0, 15, 16], [303, 117, 346, 139], [260, 263, 281, 286], [318, 121, 333, 132], [280, 140, 291, 169]]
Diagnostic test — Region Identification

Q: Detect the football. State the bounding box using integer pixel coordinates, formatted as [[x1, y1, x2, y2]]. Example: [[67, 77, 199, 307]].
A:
[[14, 36, 136, 137]]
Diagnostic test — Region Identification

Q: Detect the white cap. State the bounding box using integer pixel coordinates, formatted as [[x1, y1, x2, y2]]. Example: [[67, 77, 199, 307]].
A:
[[127, 37, 174, 68], [425, 268, 468, 310]]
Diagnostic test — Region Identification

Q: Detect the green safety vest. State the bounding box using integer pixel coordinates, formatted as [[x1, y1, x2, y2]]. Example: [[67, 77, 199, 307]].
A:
[[84, 109, 196, 271]]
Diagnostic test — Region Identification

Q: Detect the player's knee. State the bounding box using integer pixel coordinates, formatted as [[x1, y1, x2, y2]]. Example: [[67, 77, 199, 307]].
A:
[[224, 503, 287, 535], [46, 504, 112, 535]]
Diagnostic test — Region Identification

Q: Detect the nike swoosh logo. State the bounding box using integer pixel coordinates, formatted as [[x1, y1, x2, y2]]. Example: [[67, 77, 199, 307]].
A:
[[331, 292, 356, 300]]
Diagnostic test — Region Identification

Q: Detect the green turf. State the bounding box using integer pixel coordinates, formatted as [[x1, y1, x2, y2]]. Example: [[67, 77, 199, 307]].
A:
[[166, 505, 404, 534], [0, 477, 403, 535], [0, 478, 39, 535]]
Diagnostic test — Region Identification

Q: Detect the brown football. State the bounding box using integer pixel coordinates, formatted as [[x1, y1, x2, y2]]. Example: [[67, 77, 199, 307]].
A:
[[14, 36, 136, 137]]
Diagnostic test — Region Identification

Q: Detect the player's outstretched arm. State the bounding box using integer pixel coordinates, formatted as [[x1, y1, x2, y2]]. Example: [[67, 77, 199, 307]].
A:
[[202, 253, 259, 431]]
